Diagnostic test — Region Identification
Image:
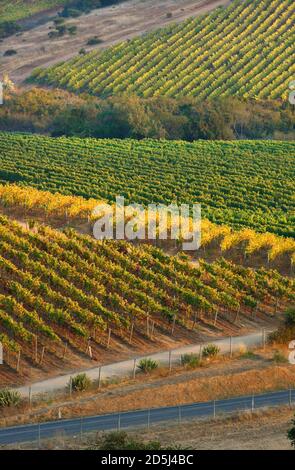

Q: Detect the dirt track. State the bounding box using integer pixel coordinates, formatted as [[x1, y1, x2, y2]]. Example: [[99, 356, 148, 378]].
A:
[[0, 0, 229, 84]]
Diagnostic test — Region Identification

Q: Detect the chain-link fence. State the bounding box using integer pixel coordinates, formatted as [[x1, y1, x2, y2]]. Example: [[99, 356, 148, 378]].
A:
[[0, 388, 294, 447]]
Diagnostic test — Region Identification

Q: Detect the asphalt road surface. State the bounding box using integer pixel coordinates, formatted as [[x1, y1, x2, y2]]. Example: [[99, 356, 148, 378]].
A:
[[0, 388, 294, 446]]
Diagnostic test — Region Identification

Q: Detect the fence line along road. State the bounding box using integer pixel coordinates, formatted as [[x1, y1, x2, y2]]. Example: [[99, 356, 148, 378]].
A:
[[16, 329, 270, 398], [0, 388, 294, 446]]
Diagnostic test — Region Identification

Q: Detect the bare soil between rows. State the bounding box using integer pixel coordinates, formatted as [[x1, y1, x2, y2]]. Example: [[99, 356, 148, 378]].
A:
[[0, 0, 229, 84]]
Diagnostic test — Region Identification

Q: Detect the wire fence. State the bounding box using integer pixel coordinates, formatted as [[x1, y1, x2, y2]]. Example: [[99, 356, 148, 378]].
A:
[[1, 388, 294, 447], [19, 329, 270, 401]]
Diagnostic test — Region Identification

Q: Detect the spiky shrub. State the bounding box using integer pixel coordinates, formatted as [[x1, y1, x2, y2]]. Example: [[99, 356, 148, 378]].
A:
[[137, 358, 158, 374], [0, 389, 21, 407], [181, 353, 200, 369], [272, 350, 288, 364], [70, 373, 92, 392], [202, 344, 220, 359]]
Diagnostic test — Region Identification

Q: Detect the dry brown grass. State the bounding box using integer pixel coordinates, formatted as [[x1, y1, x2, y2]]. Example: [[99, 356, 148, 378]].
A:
[[1, 347, 295, 429], [3, 407, 294, 450]]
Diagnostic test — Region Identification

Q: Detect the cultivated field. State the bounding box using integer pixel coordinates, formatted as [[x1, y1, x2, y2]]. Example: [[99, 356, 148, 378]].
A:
[[1, 210, 292, 385], [30, 0, 295, 100], [0, 133, 294, 236], [0, 0, 228, 83]]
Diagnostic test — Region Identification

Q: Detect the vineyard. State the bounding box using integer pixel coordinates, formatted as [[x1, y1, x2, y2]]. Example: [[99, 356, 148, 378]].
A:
[[0, 132, 294, 236], [0, 184, 294, 270], [31, 0, 295, 100], [0, 0, 67, 23], [0, 213, 293, 377]]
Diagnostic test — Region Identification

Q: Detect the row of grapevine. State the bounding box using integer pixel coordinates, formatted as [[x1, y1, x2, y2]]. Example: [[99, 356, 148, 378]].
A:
[[0, 214, 293, 365], [31, 0, 295, 100], [0, 184, 294, 264], [0, 1, 67, 23], [0, 133, 293, 236]]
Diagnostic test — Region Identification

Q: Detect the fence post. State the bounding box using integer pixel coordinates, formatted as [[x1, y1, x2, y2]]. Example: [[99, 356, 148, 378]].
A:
[[262, 329, 266, 349], [69, 376, 72, 397], [133, 358, 136, 379], [29, 386, 32, 408], [213, 400, 216, 419], [98, 366, 102, 388], [147, 409, 151, 429], [230, 337, 233, 357], [118, 413, 121, 430], [199, 344, 203, 360], [178, 406, 182, 424], [289, 389, 292, 408], [169, 351, 172, 372], [38, 423, 41, 449], [80, 417, 83, 442], [251, 395, 255, 413]]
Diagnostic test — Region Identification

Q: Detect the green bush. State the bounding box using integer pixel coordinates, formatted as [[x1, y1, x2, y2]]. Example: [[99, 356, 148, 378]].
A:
[[70, 373, 92, 392], [53, 17, 65, 26], [268, 309, 295, 345], [285, 308, 295, 327], [90, 431, 187, 450], [0, 389, 21, 408], [93, 431, 162, 450], [0, 21, 21, 39], [272, 350, 288, 364], [239, 351, 260, 360], [202, 344, 220, 359], [68, 25, 78, 35], [87, 36, 103, 46], [137, 358, 158, 374], [181, 353, 200, 368], [4, 49, 17, 56]]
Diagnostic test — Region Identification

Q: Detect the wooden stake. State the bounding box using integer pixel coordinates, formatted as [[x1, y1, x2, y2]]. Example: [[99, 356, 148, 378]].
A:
[[63, 342, 68, 359], [234, 306, 240, 323], [39, 347, 45, 365], [214, 309, 219, 326], [16, 350, 21, 372], [151, 320, 155, 339], [192, 311, 197, 330], [129, 322, 134, 344], [146, 316, 150, 337], [35, 335, 38, 362], [107, 329, 112, 349], [171, 315, 176, 336]]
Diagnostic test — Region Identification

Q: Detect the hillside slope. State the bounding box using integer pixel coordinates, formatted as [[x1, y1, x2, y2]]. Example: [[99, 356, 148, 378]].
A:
[[31, 0, 295, 100], [0, 133, 294, 236], [0, 0, 66, 23], [0, 213, 293, 383]]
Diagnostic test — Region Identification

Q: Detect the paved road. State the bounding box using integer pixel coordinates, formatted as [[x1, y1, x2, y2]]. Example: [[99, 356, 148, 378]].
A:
[[16, 330, 269, 398], [0, 388, 294, 446]]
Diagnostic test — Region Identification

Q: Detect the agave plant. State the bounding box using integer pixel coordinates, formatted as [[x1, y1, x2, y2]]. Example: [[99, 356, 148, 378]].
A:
[[0, 389, 21, 408]]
